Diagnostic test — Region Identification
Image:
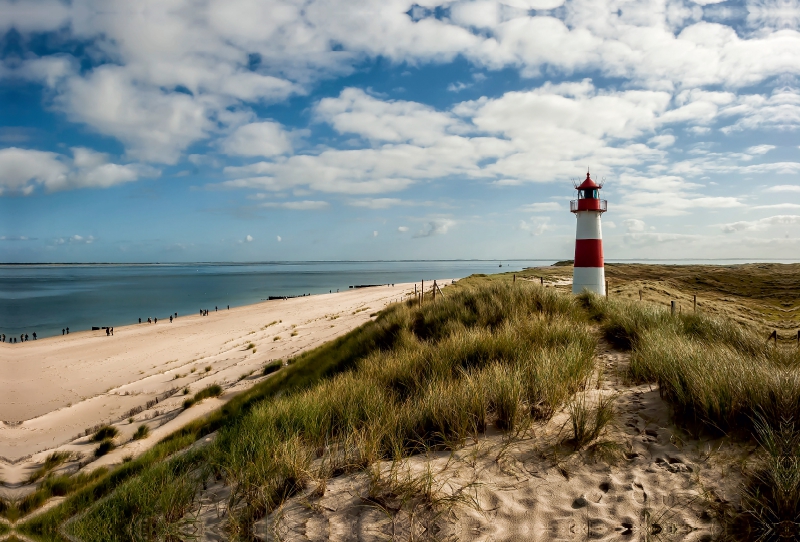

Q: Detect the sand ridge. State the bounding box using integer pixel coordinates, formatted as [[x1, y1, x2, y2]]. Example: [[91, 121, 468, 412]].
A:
[[0, 282, 434, 490]]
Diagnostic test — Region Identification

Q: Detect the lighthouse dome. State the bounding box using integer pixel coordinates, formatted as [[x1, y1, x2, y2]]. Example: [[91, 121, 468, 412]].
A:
[[576, 172, 600, 190]]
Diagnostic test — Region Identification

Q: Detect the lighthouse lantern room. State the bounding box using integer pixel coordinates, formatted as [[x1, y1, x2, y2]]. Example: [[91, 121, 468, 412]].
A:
[[570, 171, 607, 295]]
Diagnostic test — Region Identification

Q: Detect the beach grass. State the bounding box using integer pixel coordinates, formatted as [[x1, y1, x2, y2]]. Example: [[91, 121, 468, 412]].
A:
[[14, 270, 800, 541], [32, 280, 596, 540]]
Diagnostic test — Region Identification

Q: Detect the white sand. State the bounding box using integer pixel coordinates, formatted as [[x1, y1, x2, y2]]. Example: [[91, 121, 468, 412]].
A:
[[0, 282, 433, 488]]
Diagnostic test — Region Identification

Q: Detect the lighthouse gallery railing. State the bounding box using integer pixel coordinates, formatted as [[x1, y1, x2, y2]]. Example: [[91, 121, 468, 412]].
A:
[[570, 199, 607, 212]]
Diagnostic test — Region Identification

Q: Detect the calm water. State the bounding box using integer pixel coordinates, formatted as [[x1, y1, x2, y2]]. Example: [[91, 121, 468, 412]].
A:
[[0, 260, 546, 339]]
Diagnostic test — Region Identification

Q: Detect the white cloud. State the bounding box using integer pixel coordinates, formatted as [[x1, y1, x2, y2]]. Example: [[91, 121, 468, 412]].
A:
[[4, 0, 799, 172], [221, 121, 293, 157], [752, 203, 800, 210], [373, 230, 378, 237], [447, 81, 472, 92], [398, 226, 409, 232], [721, 215, 800, 233], [764, 184, 800, 193], [623, 218, 646, 232], [518, 217, 552, 235], [0, 148, 67, 195], [246, 234, 253, 242], [747, 144, 776, 155], [276, 235, 282, 242], [520, 202, 561, 212], [648, 134, 676, 148], [414, 219, 455, 238], [314, 88, 464, 146], [261, 200, 329, 210], [0, 147, 155, 195]]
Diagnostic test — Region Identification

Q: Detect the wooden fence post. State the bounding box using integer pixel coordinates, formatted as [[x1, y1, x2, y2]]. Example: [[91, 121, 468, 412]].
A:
[[797, 330, 799, 347], [540, 277, 543, 286], [670, 301, 675, 315], [605, 280, 609, 297], [433, 280, 436, 303], [513, 274, 516, 283], [693, 295, 697, 312], [639, 289, 642, 301], [421, 280, 423, 307]]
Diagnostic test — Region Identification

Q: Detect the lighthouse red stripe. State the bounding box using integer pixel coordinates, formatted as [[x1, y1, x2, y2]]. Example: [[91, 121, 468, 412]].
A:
[[574, 239, 604, 268]]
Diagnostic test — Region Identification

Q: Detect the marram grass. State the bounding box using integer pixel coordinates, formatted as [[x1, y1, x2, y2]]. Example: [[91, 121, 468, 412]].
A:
[[62, 281, 597, 540]]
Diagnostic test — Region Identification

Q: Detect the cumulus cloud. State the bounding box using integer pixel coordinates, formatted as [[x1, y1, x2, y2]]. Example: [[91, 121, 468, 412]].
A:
[[764, 184, 800, 193], [518, 217, 552, 235], [3, 0, 799, 172], [398, 226, 409, 232], [623, 219, 647, 232], [0, 147, 156, 195], [721, 215, 800, 233], [276, 235, 282, 242], [413, 219, 455, 238], [747, 144, 777, 155], [314, 88, 464, 146], [221, 121, 293, 157]]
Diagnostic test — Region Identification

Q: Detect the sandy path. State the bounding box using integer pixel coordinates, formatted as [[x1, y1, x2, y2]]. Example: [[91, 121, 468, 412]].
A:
[[0, 283, 429, 469]]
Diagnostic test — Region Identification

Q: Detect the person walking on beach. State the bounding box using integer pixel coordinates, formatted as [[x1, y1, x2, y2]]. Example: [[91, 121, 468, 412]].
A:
[[170, 315, 173, 323], [139, 318, 141, 324], [227, 305, 229, 310], [66, 327, 69, 334], [154, 317, 158, 324], [215, 306, 218, 312], [111, 327, 114, 336], [62, 329, 65, 335], [33, 332, 37, 340], [106, 328, 110, 336]]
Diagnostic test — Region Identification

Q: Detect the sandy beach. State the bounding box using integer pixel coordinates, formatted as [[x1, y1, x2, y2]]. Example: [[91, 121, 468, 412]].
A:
[[0, 282, 430, 487]]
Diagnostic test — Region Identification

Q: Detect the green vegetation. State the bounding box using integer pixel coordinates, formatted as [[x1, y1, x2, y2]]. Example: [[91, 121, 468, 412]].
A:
[[132, 425, 149, 440], [94, 439, 115, 457], [262, 359, 282, 376], [40, 281, 595, 540], [12, 269, 800, 541], [27, 451, 72, 483], [91, 426, 118, 442], [182, 383, 223, 409]]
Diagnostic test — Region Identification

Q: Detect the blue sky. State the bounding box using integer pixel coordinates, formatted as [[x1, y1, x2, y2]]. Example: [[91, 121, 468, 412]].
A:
[[0, 0, 798, 262]]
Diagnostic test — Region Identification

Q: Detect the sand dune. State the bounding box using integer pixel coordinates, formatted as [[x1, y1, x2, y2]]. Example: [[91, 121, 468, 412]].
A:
[[0, 282, 429, 488]]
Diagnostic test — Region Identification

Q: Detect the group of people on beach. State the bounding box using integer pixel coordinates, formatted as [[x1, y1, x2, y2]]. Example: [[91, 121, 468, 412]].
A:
[[1, 333, 37, 343], [138, 312, 179, 325], [200, 306, 229, 317]]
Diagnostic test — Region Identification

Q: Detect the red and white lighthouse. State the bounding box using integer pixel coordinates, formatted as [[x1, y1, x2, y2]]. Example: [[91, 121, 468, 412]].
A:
[[570, 171, 607, 295]]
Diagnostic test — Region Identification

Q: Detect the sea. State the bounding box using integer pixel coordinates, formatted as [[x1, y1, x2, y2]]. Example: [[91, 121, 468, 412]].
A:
[[2, 259, 796, 340], [0, 260, 545, 339]]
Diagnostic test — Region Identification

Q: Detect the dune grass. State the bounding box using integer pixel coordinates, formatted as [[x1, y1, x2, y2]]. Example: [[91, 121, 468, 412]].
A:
[[17, 276, 799, 541], [54, 281, 596, 540], [27, 451, 72, 484]]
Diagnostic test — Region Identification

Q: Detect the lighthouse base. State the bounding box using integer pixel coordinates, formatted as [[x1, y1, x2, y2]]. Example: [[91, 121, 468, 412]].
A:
[[572, 267, 606, 295]]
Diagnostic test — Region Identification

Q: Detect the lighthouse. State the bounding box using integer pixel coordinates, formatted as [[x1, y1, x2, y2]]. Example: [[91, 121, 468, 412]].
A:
[[570, 171, 607, 295]]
